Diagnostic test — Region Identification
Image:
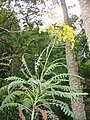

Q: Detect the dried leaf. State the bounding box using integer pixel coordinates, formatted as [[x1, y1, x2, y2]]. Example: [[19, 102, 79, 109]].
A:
[[19, 105, 25, 120]]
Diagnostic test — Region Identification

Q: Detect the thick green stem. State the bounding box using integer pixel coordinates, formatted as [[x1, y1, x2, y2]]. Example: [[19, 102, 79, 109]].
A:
[[31, 88, 39, 120], [40, 39, 56, 80], [31, 108, 35, 120]]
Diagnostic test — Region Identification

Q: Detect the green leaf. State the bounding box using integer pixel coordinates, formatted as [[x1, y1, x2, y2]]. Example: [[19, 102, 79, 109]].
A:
[[0, 103, 18, 110], [22, 55, 33, 78], [2, 91, 25, 105], [35, 47, 47, 76], [8, 80, 25, 93]]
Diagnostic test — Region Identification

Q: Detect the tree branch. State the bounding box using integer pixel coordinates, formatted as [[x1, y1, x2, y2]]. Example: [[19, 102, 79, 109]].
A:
[[0, 26, 27, 33]]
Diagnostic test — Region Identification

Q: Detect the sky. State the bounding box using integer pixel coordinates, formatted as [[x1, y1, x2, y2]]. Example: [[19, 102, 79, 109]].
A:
[[11, 0, 81, 29], [66, 0, 81, 16], [41, 0, 81, 26]]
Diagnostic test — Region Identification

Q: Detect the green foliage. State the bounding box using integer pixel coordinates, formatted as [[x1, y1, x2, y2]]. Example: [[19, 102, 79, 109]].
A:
[[0, 7, 21, 80], [0, 2, 89, 119], [0, 41, 87, 120], [0, 103, 19, 110], [84, 97, 90, 120]]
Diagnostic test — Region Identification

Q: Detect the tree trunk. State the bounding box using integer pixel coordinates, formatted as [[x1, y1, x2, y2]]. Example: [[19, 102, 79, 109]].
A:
[[78, 0, 90, 51], [61, 0, 86, 120]]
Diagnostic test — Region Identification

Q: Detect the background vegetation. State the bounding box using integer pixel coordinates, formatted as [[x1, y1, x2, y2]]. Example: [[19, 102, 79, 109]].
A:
[[0, 0, 90, 120]]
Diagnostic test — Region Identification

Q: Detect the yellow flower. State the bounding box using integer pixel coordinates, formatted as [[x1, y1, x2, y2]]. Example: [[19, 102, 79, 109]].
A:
[[47, 24, 54, 30], [39, 26, 44, 33], [45, 22, 75, 49], [71, 42, 75, 50]]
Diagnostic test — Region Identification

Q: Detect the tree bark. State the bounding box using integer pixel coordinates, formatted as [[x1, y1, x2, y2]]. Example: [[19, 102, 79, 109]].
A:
[[61, 0, 86, 120], [78, 0, 90, 51]]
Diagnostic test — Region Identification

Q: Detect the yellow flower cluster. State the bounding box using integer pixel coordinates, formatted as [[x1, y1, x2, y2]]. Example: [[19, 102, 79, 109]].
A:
[[46, 22, 75, 49], [39, 22, 75, 49], [46, 24, 55, 37]]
